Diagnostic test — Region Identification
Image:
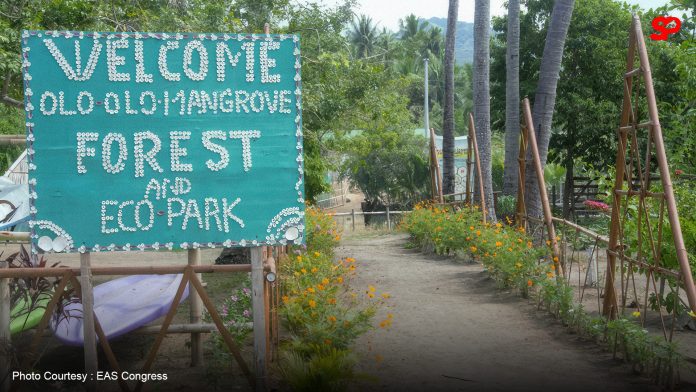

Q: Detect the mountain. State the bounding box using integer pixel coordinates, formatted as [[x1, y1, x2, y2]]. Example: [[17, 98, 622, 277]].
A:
[[425, 17, 474, 64]]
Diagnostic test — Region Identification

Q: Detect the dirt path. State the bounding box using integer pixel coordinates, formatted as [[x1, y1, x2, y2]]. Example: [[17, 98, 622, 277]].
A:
[[342, 233, 663, 392]]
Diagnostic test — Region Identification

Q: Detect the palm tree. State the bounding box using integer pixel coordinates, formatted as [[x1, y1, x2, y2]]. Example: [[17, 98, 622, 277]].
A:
[[350, 15, 378, 59], [524, 0, 575, 219], [422, 26, 444, 58], [502, 0, 520, 196], [399, 14, 427, 41], [442, 0, 458, 195], [376, 28, 399, 66], [473, 0, 495, 219]]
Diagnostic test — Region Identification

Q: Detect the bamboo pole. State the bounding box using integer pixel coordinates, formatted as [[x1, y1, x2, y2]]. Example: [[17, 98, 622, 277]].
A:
[[80, 253, 98, 392], [516, 123, 528, 228], [430, 128, 444, 203], [465, 125, 473, 205], [188, 249, 203, 367], [521, 99, 563, 278], [0, 264, 251, 278], [251, 247, 267, 392], [468, 114, 487, 223]]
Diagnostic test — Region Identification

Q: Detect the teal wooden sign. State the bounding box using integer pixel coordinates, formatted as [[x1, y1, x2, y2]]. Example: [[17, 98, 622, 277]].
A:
[[20, 30, 304, 253]]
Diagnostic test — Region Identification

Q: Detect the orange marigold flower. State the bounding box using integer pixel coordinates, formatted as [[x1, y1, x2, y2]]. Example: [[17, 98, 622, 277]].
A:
[[346, 257, 356, 263], [553, 256, 559, 262], [296, 255, 302, 262], [381, 293, 391, 299], [300, 268, 307, 274], [476, 230, 482, 236], [308, 299, 316, 308], [311, 267, 318, 273], [336, 276, 344, 284], [527, 279, 533, 287], [495, 241, 503, 247], [306, 287, 315, 293], [282, 295, 290, 303], [328, 315, 337, 323], [328, 298, 336, 305], [322, 278, 330, 285], [470, 246, 477, 253]]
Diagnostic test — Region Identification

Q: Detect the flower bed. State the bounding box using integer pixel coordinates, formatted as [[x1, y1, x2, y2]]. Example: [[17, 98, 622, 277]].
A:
[[278, 206, 387, 391], [401, 203, 682, 385]]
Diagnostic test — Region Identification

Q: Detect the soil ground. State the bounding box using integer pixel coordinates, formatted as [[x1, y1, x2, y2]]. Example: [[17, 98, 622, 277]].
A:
[[342, 232, 695, 392]]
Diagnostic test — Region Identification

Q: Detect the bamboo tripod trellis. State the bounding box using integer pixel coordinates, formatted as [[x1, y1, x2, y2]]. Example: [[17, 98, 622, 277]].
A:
[[515, 99, 563, 277], [601, 15, 696, 325]]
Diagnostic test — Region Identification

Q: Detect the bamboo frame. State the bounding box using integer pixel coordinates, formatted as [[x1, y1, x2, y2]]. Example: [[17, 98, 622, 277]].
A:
[[602, 15, 696, 319], [4, 261, 269, 392], [521, 99, 563, 277], [430, 128, 444, 203], [515, 119, 528, 230], [468, 114, 487, 223]]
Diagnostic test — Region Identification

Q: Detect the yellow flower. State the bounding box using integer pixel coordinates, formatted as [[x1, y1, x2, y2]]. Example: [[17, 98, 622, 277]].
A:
[[495, 241, 503, 247], [322, 278, 330, 285], [469, 226, 475, 231], [316, 284, 325, 291], [293, 271, 300, 277], [527, 279, 533, 287], [387, 313, 393, 319], [349, 265, 356, 271], [328, 315, 337, 323], [336, 276, 344, 284], [367, 292, 375, 298], [314, 252, 321, 257], [381, 293, 391, 299], [369, 285, 376, 293], [496, 223, 502, 228], [328, 298, 336, 305], [632, 311, 641, 318], [311, 267, 318, 273], [546, 240, 551, 246], [282, 295, 290, 303], [296, 255, 302, 262], [470, 246, 477, 253], [553, 256, 559, 262], [476, 230, 482, 236], [300, 268, 307, 274], [346, 257, 356, 263], [306, 287, 315, 293], [308, 299, 316, 308]]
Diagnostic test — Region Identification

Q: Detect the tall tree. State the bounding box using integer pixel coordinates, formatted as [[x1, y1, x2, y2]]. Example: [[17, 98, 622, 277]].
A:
[[473, 0, 495, 219], [502, 0, 520, 196], [441, 0, 458, 195], [524, 0, 575, 219], [350, 14, 378, 59]]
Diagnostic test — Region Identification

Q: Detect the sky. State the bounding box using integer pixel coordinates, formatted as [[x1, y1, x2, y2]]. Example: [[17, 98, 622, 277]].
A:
[[312, 0, 672, 32]]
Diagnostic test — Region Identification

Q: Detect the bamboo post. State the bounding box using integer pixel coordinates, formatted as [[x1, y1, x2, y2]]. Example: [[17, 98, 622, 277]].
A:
[[0, 261, 9, 392], [521, 99, 563, 278], [80, 253, 98, 392], [386, 205, 391, 231], [465, 125, 473, 205], [251, 247, 266, 392], [516, 123, 528, 228], [351, 209, 355, 231], [468, 114, 487, 223], [188, 249, 203, 366], [430, 128, 444, 203]]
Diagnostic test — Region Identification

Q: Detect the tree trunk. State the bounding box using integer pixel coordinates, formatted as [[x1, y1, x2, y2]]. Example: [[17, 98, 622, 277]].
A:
[[524, 0, 575, 219], [473, 0, 495, 220], [502, 0, 520, 196], [442, 0, 459, 195]]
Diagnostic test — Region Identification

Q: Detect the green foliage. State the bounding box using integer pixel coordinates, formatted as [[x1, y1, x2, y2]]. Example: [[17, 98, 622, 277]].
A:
[[280, 346, 358, 392]]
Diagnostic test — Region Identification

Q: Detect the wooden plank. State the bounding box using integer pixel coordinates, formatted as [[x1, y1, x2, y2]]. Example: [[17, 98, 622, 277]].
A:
[[188, 249, 203, 367], [251, 247, 267, 392], [80, 253, 98, 392]]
